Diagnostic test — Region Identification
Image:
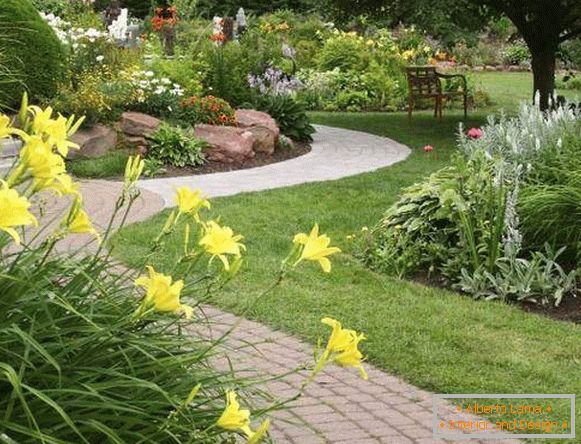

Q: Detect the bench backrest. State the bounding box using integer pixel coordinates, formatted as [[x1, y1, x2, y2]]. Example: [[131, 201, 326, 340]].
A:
[[406, 66, 441, 97]]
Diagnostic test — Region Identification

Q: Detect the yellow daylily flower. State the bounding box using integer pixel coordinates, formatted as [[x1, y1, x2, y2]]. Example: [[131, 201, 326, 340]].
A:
[[29, 105, 54, 135], [293, 224, 341, 272], [0, 115, 12, 139], [19, 136, 66, 189], [65, 200, 100, 242], [49, 174, 80, 196], [321, 318, 368, 380], [247, 419, 270, 444], [216, 391, 253, 437], [46, 115, 80, 157], [134, 265, 192, 318], [0, 115, 26, 140], [28, 105, 82, 157], [174, 187, 210, 221], [199, 221, 245, 271], [0, 183, 37, 244], [124, 155, 144, 187]]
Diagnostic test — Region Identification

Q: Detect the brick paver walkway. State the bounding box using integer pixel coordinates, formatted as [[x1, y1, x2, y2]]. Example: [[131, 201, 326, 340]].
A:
[[31, 126, 518, 443]]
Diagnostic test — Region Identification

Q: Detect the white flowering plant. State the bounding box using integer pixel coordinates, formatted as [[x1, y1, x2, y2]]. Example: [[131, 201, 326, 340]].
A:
[[120, 68, 185, 117], [40, 12, 118, 79]]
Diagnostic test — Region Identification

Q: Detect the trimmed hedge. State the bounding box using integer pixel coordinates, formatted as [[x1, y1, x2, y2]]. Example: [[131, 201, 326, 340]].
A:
[[0, 0, 67, 109]]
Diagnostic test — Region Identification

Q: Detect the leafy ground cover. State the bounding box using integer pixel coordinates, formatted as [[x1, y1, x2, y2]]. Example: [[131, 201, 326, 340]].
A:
[[113, 72, 581, 440]]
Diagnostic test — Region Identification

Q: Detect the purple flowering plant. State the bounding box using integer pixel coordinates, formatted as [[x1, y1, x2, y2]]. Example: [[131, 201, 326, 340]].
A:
[[247, 67, 303, 96]]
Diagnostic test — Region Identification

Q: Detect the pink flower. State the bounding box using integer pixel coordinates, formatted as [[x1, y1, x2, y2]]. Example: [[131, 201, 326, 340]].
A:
[[423, 145, 434, 152], [467, 127, 483, 139]]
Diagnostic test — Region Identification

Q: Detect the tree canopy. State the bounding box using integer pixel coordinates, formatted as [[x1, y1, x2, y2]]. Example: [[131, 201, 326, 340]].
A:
[[328, 0, 581, 110]]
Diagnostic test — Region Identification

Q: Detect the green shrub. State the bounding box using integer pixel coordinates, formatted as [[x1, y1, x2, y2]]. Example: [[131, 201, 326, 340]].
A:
[[487, 16, 516, 41], [147, 123, 208, 167], [335, 90, 370, 111], [52, 70, 122, 126], [151, 57, 205, 97], [201, 44, 253, 106], [502, 41, 530, 65], [0, 0, 67, 109], [317, 31, 371, 72], [253, 94, 315, 141], [560, 37, 581, 70], [31, 0, 68, 14], [557, 75, 581, 91]]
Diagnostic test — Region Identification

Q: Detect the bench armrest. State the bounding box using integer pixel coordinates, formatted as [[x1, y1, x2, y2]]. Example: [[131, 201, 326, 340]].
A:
[[436, 73, 467, 90]]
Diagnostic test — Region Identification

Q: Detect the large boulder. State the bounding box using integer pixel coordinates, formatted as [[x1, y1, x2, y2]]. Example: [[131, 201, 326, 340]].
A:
[[194, 124, 255, 164], [120, 112, 161, 137], [68, 125, 118, 159], [235, 109, 279, 155]]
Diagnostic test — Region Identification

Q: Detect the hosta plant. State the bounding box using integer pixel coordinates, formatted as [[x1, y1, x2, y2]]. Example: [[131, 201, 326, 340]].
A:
[[146, 123, 208, 168]]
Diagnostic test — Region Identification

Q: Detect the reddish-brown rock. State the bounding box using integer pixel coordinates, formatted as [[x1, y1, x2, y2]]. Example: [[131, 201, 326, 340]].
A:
[[69, 125, 118, 159], [120, 112, 161, 137], [245, 126, 276, 155], [235, 109, 280, 155], [194, 124, 255, 164]]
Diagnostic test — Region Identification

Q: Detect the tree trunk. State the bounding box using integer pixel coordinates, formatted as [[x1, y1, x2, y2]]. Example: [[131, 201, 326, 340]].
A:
[[530, 45, 557, 111]]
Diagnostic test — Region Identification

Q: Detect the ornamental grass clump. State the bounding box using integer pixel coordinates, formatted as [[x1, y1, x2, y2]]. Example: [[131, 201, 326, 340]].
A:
[[0, 95, 366, 442]]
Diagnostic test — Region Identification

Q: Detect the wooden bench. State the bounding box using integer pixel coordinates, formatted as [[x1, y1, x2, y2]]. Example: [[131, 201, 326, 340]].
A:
[[406, 66, 468, 120]]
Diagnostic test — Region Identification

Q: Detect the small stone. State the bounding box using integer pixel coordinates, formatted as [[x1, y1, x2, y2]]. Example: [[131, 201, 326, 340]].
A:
[[125, 135, 147, 147]]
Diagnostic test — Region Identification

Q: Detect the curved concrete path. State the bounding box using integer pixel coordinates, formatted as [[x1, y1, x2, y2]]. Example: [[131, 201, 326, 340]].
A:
[[50, 125, 517, 443], [138, 125, 411, 206]]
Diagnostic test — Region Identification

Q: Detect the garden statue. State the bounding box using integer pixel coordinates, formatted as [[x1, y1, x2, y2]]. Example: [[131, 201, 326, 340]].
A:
[[235, 7, 247, 36], [103, 0, 122, 26], [108, 7, 128, 41], [151, 1, 178, 57]]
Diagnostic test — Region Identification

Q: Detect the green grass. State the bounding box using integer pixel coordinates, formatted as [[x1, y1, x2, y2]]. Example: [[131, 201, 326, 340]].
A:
[[473, 71, 534, 111], [67, 151, 128, 179], [112, 72, 581, 440]]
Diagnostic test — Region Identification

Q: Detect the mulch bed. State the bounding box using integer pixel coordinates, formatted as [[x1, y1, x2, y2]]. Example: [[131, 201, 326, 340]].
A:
[[413, 272, 580, 324], [521, 297, 581, 324], [150, 141, 311, 178]]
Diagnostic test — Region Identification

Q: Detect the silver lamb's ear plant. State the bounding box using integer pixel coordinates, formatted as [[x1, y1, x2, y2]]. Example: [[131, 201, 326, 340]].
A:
[[458, 103, 579, 170], [501, 164, 523, 261]]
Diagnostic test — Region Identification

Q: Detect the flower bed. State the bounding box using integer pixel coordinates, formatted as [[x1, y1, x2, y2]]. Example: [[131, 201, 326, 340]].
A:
[[0, 98, 366, 443], [359, 104, 580, 309]]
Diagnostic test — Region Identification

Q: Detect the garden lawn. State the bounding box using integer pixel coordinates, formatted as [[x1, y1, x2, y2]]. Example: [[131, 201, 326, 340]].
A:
[[113, 106, 581, 441]]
